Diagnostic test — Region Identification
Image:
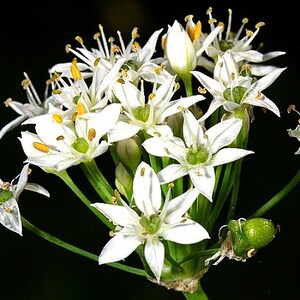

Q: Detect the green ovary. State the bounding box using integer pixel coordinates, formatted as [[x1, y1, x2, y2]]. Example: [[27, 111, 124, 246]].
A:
[[223, 86, 248, 104], [219, 40, 234, 52], [186, 147, 208, 165], [71, 137, 89, 154], [133, 104, 150, 122], [139, 214, 161, 234], [0, 189, 13, 203]]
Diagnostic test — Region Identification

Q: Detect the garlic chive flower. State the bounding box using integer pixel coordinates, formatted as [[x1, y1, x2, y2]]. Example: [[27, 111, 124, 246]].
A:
[[287, 105, 300, 154], [0, 164, 50, 235], [192, 51, 286, 123], [91, 161, 209, 282], [204, 7, 285, 74], [107, 76, 205, 142], [19, 103, 121, 172], [143, 110, 253, 201], [0, 73, 56, 140]]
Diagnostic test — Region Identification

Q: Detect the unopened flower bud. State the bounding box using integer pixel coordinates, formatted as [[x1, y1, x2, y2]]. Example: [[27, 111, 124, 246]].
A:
[[115, 136, 142, 171], [115, 163, 133, 199]]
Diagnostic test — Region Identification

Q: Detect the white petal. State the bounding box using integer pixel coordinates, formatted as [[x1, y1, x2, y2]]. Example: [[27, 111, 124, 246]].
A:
[[0, 198, 22, 236], [0, 115, 28, 140], [24, 183, 50, 197], [210, 148, 254, 166], [107, 121, 141, 143], [189, 166, 215, 201], [206, 118, 243, 154], [144, 238, 164, 282], [243, 95, 280, 117], [98, 234, 143, 264], [91, 202, 139, 228], [183, 110, 205, 147], [198, 98, 224, 123], [133, 162, 161, 215], [252, 67, 286, 91], [158, 164, 188, 184], [161, 220, 209, 244]]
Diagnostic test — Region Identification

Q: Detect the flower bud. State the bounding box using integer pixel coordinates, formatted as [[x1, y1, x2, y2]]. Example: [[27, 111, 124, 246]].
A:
[[163, 20, 197, 80], [115, 163, 133, 200], [115, 136, 142, 171]]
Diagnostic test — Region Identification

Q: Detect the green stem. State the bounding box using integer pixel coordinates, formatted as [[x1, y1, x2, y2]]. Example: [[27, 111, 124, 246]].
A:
[[21, 217, 147, 277], [250, 169, 300, 218], [183, 285, 209, 300], [80, 159, 114, 203], [53, 169, 112, 229]]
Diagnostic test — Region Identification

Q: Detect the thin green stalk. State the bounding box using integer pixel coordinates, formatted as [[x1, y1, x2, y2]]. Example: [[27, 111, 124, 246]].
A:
[[183, 285, 209, 300], [250, 169, 300, 218], [53, 169, 112, 229], [80, 159, 114, 203], [21, 217, 147, 277]]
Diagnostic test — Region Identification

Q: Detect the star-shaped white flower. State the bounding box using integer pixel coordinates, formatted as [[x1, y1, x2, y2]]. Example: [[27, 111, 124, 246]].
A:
[[0, 164, 50, 235], [0, 73, 56, 140], [142, 110, 254, 201], [107, 76, 205, 142], [192, 51, 286, 123], [203, 7, 285, 73], [91, 161, 209, 282], [19, 103, 121, 172]]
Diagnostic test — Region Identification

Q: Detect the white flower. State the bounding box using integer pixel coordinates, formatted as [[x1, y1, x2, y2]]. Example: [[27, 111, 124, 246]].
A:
[[49, 26, 170, 84], [0, 73, 56, 140], [107, 76, 205, 142], [142, 110, 253, 201], [204, 7, 285, 72], [192, 51, 286, 123], [287, 125, 300, 154], [91, 161, 209, 282], [19, 103, 121, 172], [0, 164, 50, 235]]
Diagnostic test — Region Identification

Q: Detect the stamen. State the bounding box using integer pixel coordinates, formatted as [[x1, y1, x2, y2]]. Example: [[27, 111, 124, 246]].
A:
[[21, 78, 30, 89], [56, 135, 65, 141], [75, 36, 84, 45], [198, 87, 207, 94], [131, 27, 139, 39], [52, 113, 63, 124], [255, 22, 265, 29], [65, 44, 71, 53], [4, 98, 12, 107], [140, 167, 145, 176], [148, 93, 155, 100], [193, 21, 202, 41], [76, 102, 85, 115], [33, 142, 50, 153], [52, 89, 62, 94], [88, 128, 96, 141], [94, 57, 101, 67], [255, 91, 262, 100], [70, 58, 82, 81]]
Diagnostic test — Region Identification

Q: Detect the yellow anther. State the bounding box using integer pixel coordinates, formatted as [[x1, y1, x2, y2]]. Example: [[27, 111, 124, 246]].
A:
[[153, 66, 161, 75], [164, 147, 171, 155], [56, 135, 65, 141], [168, 182, 174, 189], [114, 190, 121, 201], [161, 34, 166, 50], [175, 82, 180, 91], [76, 102, 85, 115], [112, 44, 120, 53], [117, 78, 125, 84], [193, 21, 202, 40], [153, 131, 161, 137], [33, 142, 50, 153], [21, 79, 30, 89], [4, 98, 12, 107], [245, 29, 254, 37], [75, 36, 84, 45], [242, 18, 249, 24], [131, 27, 139, 39], [218, 21, 225, 30], [121, 69, 128, 77], [65, 44, 71, 53], [206, 7, 213, 14], [132, 41, 141, 52], [94, 57, 101, 67], [198, 87, 207, 94], [98, 24, 103, 31], [52, 113, 63, 124], [109, 231, 115, 237], [108, 36, 115, 43], [0, 181, 10, 190], [228, 8, 232, 15], [255, 22, 265, 29], [46, 73, 60, 85], [70, 58, 82, 81], [231, 72, 236, 80], [208, 18, 217, 24], [140, 167, 145, 176], [72, 112, 78, 122], [88, 128, 96, 141], [93, 32, 100, 40], [287, 105, 296, 113], [52, 89, 62, 94], [242, 64, 252, 70], [148, 93, 155, 100], [256, 91, 262, 100]]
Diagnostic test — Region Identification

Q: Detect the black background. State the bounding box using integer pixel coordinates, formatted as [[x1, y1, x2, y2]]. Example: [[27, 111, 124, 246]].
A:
[[0, 0, 299, 299]]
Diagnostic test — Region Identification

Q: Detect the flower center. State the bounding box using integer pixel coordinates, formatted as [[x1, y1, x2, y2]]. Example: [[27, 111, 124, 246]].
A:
[[186, 147, 209, 165], [133, 104, 150, 122], [71, 137, 89, 154], [0, 189, 13, 203], [219, 40, 234, 52], [139, 214, 161, 234], [121, 60, 139, 72], [223, 86, 248, 104]]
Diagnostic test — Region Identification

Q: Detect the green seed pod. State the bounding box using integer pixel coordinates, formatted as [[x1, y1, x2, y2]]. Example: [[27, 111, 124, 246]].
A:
[[228, 218, 277, 258]]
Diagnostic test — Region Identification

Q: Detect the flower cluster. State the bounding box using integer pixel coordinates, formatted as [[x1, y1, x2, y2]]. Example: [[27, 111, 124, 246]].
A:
[[0, 6, 298, 299]]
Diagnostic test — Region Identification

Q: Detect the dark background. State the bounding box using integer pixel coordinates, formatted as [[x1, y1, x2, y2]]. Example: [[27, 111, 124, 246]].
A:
[[0, 0, 299, 299]]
